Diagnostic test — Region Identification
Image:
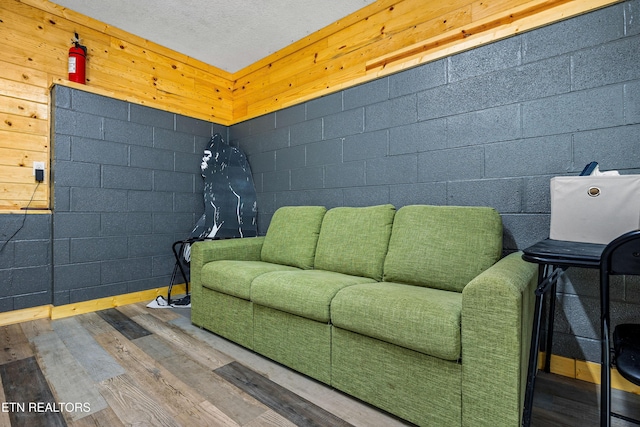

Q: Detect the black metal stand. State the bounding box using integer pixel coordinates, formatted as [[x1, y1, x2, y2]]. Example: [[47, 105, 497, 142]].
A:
[[167, 237, 207, 305], [521, 239, 605, 427]]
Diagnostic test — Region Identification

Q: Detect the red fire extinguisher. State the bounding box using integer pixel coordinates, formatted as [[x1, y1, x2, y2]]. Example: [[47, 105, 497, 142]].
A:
[[68, 33, 87, 84]]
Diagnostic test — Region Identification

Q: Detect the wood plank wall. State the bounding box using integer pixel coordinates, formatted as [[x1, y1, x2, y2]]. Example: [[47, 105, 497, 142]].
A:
[[232, 0, 621, 122], [0, 0, 620, 211], [0, 0, 233, 211]]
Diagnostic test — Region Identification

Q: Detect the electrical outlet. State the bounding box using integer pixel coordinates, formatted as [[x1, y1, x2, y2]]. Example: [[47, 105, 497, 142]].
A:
[[33, 162, 45, 175], [33, 161, 45, 182]]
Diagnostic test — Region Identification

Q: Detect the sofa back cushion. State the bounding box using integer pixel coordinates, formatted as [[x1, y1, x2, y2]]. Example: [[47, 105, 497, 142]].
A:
[[314, 204, 395, 280], [261, 206, 327, 269], [383, 205, 502, 292]]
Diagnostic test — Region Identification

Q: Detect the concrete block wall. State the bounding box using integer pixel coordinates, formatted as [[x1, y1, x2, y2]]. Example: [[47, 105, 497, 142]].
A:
[[0, 214, 52, 310], [230, 0, 640, 362], [50, 86, 226, 304]]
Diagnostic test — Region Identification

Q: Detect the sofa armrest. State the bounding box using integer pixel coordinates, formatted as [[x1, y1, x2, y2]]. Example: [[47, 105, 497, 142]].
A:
[[190, 236, 265, 299], [461, 251, 537, 427]]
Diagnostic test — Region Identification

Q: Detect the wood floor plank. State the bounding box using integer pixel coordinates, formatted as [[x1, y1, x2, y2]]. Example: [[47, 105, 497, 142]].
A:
[[0, 374, 13, 427], [75, 312, 119, 336], [534, 371, 599, 404], [531, 372, 640, 427], [216, 361, 355, 427], [118, 302, 181, 322], [20, 318, 54, 341], [67, 407, 125, 427], [532, 372, 640, 426], [132, 333, 269, 425], [114, 302, 154, 318], [96, 308, 152, 340], [169, 316, 245, 354], [612, 415, 640, 427], [89, 327, 238, 426], [98, 374, 180, 427], [51, 316, 125, 383], [612, 387, 640, 422], [196, 400, 242, 426], [0, 356, 67, 427], [168, 316, 298, 383], [534, 392, 599, 425], [531, 406, 577, 427], [132, 312, 234, 368], [0, 323, 34, 364], [244, 409, 299, 427], [31, 331, 108, 421], [176, 400, 244, 427], [89, 331, 184, 420]]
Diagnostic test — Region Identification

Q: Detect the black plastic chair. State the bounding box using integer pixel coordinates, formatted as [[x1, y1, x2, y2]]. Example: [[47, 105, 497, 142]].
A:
[[614, 324, 640, 385], [600, 229, 640, 427]]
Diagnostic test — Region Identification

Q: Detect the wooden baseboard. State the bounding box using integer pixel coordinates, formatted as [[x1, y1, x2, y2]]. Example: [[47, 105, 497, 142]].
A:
[[0, 305, 52, 326], [0, 284, 187, 326], [541, 352, 640, 395]]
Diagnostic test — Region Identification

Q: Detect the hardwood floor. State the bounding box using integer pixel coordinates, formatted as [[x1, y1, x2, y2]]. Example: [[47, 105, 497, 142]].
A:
[[530, 371, 640, 426], [0, 301, 638, 426]]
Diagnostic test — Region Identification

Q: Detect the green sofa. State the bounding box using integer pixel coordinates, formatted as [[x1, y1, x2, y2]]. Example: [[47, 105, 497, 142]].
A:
[[191, 204, 537, 426]]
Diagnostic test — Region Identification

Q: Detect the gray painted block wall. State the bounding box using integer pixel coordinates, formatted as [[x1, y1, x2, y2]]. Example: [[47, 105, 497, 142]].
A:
[[0, 214, 52, 311], [51, 86, 227, 305], [229, 0, 640, 362]]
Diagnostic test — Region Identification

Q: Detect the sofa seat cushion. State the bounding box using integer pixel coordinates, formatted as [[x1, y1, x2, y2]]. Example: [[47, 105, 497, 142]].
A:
[[201, 260, 300, 300], [314, 204, 395, 280], [261, 206, 327, 269], [251, 270, 376, 323], [331, 282, 462, 361]]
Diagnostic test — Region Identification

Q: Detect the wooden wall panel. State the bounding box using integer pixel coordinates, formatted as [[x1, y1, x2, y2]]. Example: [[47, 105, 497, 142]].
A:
[[232, 0, 621, 122]]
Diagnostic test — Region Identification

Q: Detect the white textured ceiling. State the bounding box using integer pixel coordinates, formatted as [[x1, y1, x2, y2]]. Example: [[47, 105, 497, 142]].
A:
[[51, 0, 376, 73]]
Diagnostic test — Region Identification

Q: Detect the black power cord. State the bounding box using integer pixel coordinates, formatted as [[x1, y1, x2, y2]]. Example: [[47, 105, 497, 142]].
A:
[[0, 182, 41, 255]]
